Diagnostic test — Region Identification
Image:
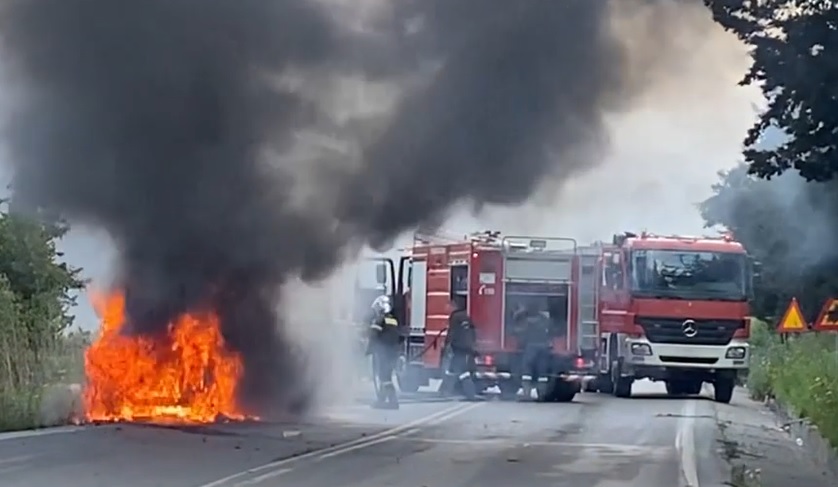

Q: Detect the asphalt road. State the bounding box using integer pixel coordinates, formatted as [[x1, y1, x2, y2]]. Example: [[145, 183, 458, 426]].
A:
[[0, 380, 798, 487]]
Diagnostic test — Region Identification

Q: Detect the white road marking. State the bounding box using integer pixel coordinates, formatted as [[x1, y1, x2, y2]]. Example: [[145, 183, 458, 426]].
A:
[[396, 437, 670, 453], [230, 468, 293, 487], [316, 434, 399, 460], [0, 454, 38, 476], [0, 455, 36, 466], [0, 464, 28, 476], [196, 401, 483, 487], [315, 402, 481, 461], [0, 425, 87, 442], [675, 399, 700, 487]]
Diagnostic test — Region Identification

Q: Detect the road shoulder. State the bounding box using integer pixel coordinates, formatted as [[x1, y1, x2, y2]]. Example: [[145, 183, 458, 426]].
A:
[[713, 388, 838, 487]]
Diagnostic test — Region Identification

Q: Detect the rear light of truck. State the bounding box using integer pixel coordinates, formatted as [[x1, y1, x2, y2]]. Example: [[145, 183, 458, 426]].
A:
[[476, 355, 494, 366]]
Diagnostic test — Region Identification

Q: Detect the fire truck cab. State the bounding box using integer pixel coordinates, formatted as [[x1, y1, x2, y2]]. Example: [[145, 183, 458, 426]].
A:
[[594, 232, 754, 403], [397, 231, 599, 402]]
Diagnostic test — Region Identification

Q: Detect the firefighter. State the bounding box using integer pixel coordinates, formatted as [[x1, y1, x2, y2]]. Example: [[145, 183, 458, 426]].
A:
[[516, 303, 553, 400], [439, 297, 478, 400], [367, 294, 401, 409]]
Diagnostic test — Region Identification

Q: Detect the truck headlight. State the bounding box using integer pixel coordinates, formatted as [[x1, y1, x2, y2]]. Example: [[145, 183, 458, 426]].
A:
[[725, 347, 747, 359], [630, 343, 652, 356]]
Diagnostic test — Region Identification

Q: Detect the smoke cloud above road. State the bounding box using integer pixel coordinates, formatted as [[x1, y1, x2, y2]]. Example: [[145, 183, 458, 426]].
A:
[[0, 0, 710, 415]]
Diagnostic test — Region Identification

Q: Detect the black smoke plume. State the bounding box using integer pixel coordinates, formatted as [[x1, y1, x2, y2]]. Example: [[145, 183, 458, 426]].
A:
[[0, 0, 694, 415], [0, 0, 344, 415], [342, 0, 648, 245]]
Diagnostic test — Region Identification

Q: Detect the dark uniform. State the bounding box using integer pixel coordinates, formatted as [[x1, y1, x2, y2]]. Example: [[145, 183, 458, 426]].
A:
[[440, 308, 478, 400], [517, 310, 553, 399], [369, 312, 402, 409]]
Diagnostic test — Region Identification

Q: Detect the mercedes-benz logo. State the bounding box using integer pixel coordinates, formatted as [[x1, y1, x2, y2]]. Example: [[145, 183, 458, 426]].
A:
[[682, 319, 698, 338]]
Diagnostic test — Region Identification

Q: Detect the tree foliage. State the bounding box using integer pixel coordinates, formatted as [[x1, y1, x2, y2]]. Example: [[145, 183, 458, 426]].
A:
[[0, 201, 85, 431], [702, 2, 838, 439], [699, 165, 838, 320], [705, 0, 838, 181]]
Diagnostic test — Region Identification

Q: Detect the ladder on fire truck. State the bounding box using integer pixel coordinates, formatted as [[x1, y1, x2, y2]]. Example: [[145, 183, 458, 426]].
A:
[[576, 244, 602, 354], [413, 228, 468, 245]]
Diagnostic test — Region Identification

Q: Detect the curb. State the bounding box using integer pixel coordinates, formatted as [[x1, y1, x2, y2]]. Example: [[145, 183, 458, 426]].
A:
[[765, 398, 838, 478]]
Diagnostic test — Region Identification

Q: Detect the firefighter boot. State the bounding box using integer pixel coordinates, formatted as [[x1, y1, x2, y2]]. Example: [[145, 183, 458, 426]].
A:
[[460, 373, 477, 401], [520, 379, 533, 401], [438, 373, 456, 397], [384, 383, 400, 410], [371, 380, 390, 409]]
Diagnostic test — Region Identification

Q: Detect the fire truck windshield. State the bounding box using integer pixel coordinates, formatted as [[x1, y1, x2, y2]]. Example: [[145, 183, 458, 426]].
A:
[[630, 249, 747, 301]]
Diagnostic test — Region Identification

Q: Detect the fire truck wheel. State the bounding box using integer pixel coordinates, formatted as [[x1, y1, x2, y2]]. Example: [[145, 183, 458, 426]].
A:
[[548, 380, 577, 403], [597, 375, 614, 394], [498, 381, 519, 401], [614, 378, 633, 398], [611, 360, 633, 398], [685, 380, 703, 395], [534, 382, 552, 402], [398, 375, 420, 393], [713, 377, 734, 404]]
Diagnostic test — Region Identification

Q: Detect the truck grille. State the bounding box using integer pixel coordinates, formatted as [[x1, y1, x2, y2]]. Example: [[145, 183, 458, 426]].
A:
[[636, 317, 743, 346]]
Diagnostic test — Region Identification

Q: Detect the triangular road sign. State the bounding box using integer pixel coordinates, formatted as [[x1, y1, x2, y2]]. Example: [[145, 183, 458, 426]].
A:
[[814, 298, 838, 331], [777, 298, 808, 333]]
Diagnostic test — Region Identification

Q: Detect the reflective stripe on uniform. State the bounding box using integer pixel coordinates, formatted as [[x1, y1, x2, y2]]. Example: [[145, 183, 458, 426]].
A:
[[521, 375, 532, 381], [384, 317, 398, 326], [370, 324, 383, 331], [380, 381, 393, 386], [458, 372, 472, 380], [537, 377, 549, 383]]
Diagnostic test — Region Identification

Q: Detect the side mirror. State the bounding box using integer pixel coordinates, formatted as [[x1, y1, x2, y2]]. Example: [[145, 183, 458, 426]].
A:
[[375, 262, 388, 285]]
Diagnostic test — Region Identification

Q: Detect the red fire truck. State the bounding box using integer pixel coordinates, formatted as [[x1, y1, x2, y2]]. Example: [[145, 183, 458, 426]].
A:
[[372, 230, 599, 402], [593, 231, 754, 403], [368, 230, 754, 404]]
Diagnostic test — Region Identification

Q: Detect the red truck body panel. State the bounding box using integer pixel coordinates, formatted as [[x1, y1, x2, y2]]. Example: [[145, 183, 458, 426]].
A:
[[599, 233, 750, 339]]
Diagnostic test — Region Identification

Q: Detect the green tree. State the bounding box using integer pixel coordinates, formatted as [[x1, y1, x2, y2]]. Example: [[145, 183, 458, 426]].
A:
[[699, 165, 838, 320], [705, 0, 838, 181], [0, 200, 85, 431]]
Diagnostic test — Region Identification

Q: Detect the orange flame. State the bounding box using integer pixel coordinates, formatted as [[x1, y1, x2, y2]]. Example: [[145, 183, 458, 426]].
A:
[[83, 291, 248, 424]]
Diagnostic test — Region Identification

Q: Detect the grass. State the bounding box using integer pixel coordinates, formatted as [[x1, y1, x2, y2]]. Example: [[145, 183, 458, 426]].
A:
[[0, 331, 87, 432], [747, 318, 838, 448]]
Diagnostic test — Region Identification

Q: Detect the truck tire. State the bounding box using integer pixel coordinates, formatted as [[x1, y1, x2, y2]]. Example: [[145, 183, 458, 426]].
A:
[[714, 377, 734, 404], [396, 358, 421, 393], [535, 381, 552, 402], [611, 360, 633, 398], [499, 380, 519, 401], [614, 377, 633, 398], [549, 380, 578, 403], [398, 376, 420, 393], [685, 380, 703, 395], [597, 375, 614, 394]]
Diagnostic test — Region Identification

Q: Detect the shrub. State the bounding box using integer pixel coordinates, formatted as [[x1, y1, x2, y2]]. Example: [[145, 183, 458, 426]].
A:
[[748, 319, 838, 447], [0, 207, 85, 431]]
